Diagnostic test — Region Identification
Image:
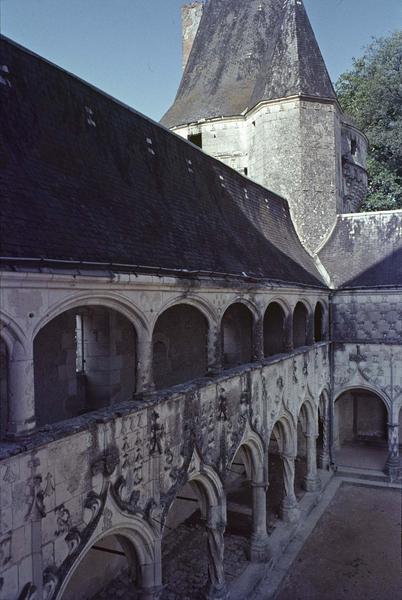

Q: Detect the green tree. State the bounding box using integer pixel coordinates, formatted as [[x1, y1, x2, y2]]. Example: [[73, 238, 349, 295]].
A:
[[336, 31, 402, 211]]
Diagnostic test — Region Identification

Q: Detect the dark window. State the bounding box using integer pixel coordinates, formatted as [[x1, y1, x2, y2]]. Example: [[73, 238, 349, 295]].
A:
[[244, 167, 248, 176], [188, 133, 202, 149], [351, 139, 357, 155]]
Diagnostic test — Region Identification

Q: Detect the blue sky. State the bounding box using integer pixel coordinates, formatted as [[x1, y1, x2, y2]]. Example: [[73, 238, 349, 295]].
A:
[[1, 0, 401, 120]]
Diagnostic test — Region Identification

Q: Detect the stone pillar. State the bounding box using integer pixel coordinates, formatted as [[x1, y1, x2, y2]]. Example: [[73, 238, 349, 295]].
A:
[[136, 339, 154, 394], [139, 537, 162, 600], [303, 434, 321, 492], [385, 423, 400, 481], [306, 312, 315, 346], [205, 522, 228, 600], [250, 481, 270, 562], [319, 404, 331, 470], [207, 323, 222, 375], [284, 314, 293, 353], [253, 318, 264, 362], [280, 454, 300, 523], [7, 341, 36, 437]]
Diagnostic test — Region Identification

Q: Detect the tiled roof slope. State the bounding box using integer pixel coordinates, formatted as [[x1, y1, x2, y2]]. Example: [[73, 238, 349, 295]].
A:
[[319, 212, 402, 288], [0, 36, 324, 287], [162, 0, 336, 128]]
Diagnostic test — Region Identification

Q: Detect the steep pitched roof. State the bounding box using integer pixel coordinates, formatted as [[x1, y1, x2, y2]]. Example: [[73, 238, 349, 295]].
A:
[[162, 0, 336, 128], [319, 212, 402, 288], [0, 36, 324, 287]]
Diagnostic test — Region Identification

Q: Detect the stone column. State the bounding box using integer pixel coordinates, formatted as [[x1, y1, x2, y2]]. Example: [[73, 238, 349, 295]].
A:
[[303, 434, 321, 492], [306, 312, 315, 346], [139, 537, 163, 600], [207, 323, 222, 375], [385, 423, 400, 481], [280, 454, 300, 523], [205, 522, 228, 600], [318, 405, 331, 470], [284, 314, 293, 353], [253, 318, 264, 362], [136, 339, 154, 394], [250, 480, 271, 562], [7, 341, 36, 437]]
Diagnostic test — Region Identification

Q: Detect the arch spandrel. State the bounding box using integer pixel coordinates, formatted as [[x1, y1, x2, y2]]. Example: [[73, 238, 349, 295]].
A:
[[32, 292, 150, 343]]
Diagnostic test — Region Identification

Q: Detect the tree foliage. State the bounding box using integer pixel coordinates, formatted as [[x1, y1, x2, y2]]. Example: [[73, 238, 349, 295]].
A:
[[336, 31, 402, 211]]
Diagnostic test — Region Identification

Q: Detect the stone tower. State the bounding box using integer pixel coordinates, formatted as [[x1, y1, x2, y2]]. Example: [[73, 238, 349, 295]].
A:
[[161, 0, 368, 254]]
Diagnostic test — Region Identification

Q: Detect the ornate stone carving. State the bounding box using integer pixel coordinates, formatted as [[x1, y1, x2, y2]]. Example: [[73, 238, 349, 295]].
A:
[[0, 534, 11, 566], [217, 387, 228, 422], [43, 566, 58, 600], [91, 446, 119, 477], [54, 505, 72, 537], [65, 528, 81, 555], [26, 473, 54, 520], [150, 410, 164, 455], [84, 491, 103, 524], [17, 583, 37, 600], [349, 344, 367, 364], [102, 507, 113, 531]]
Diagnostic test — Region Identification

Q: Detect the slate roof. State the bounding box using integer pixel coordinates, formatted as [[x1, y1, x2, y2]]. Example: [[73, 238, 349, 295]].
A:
[[162, 0, 336, 128], [0, 36, 324, 287], [318, 212, 402, 288]]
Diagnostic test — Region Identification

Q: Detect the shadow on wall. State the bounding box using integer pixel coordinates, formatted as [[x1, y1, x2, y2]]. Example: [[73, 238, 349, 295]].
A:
[[152, 304, 208, 389], [222, 303, 253, 368], [33, 306, 137, 427]]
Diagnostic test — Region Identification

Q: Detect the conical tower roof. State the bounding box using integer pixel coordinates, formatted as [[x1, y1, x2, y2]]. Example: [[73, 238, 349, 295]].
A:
[[161, 0, 336, 128]]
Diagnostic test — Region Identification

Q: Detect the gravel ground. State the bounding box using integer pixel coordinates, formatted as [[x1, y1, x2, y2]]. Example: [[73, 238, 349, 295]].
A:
[[276, 483, 401, 600]]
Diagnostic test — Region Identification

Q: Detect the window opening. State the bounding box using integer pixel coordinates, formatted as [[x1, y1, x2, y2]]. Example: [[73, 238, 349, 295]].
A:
[[188, 133, 202, 148]]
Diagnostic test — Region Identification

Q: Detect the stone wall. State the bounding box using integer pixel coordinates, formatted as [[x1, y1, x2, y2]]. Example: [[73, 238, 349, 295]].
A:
[[0, 342, 330, 599], [34, 311, 77, 426], [152, 304, 208, 389], [172, 97, 368, 254], [332, 291, 402, 344]]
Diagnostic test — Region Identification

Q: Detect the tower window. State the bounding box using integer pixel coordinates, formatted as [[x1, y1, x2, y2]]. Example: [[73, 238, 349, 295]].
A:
[[244, 167, 248, 176], [188, 133, 202, 149], [351, 139, 357, 155]]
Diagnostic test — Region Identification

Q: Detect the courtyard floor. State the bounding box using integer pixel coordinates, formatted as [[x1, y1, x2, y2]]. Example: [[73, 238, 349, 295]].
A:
[[274, 482, 401, 600]]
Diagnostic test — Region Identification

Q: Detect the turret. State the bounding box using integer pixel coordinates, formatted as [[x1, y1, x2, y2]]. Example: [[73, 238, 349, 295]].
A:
[[162, 0, 368, 254]]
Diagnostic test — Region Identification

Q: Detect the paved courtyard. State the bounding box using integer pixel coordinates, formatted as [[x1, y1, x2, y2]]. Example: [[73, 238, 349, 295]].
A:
[[275, 483, 401, 600]]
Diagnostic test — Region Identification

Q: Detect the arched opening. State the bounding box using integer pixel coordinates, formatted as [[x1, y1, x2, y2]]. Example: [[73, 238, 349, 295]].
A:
[[293, 302, 308, 349], [295, 401, 320, 494], [317, 392, 330, 470], [0, 338, 8, 438], [34, 306, 137, 427], [314, 302, 325, 342], [334, 389, 388, 470], [221, 303, 253, 368], [224, 446, 253, 572], [152, 304, 208, 389], [295, 418, 307, 500], [263, 302, 286, 357], [61, 533, 139, 599], [162, 474, 227, 598], [267, 422, 286, 529]]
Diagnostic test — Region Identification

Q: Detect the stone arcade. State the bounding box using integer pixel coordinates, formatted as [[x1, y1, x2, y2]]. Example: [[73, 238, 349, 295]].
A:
[[0, 1, 401, 599]]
